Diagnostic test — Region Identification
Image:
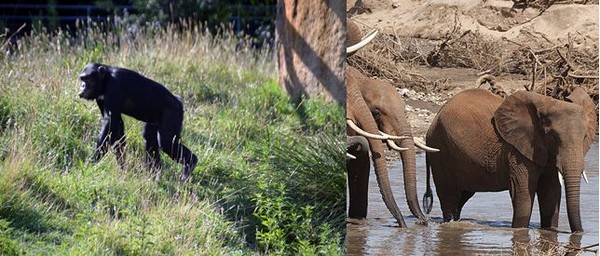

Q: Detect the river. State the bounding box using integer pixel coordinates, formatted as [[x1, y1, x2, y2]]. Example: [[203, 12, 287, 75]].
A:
[[345, 143, 599, 255]]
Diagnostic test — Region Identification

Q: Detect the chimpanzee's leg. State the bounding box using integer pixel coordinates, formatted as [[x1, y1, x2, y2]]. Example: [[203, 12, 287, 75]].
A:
[[158, 106, 198, 181], [142, 123, 161, 172]]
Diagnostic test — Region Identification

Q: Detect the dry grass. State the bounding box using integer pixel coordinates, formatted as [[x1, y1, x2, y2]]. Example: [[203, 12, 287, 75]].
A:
[[347, 24, 598, 108], [512, 239, 599, 256], [347, 32, 432, 91]]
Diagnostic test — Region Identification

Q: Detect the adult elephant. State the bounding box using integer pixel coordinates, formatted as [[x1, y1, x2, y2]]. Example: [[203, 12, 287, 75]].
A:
[[346, 64, 438, 227], [346, 19, 436, 227], [424, 88, 597, 232]]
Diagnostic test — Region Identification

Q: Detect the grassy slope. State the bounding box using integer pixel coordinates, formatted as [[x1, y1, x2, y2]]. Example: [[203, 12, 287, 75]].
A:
[[0, 22, 345, 255]]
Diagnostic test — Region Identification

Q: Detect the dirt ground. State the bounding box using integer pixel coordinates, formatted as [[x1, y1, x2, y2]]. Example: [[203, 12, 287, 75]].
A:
[[347, 0, 599, 138]]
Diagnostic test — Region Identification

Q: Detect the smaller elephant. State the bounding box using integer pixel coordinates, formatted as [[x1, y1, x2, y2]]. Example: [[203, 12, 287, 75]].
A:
[[424, 88, 596, 232]]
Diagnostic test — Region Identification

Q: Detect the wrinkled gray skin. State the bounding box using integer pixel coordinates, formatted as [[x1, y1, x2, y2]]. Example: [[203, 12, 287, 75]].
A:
[[425, 88, 596, 232]]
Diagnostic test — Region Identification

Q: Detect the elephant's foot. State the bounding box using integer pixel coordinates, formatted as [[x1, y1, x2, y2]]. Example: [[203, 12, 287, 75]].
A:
[[415, 217, 429, 226], [442, 212, 461, 223]]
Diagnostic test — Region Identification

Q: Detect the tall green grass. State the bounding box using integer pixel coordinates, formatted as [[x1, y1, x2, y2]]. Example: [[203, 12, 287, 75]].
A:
[[0, 20, 345, 255]]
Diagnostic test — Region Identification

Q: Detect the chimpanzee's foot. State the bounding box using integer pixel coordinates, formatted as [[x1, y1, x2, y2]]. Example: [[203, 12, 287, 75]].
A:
[[180, 169, 190, 182], [153, 168, 162, 181], [180, 156, 197, 182]]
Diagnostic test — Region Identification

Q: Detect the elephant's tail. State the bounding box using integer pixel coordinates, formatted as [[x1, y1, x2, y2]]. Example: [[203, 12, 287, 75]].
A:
[[423, 154, 434, 214]]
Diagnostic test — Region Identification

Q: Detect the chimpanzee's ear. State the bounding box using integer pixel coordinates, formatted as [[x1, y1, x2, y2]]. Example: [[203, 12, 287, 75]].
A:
[[97, 65, 108, 79]]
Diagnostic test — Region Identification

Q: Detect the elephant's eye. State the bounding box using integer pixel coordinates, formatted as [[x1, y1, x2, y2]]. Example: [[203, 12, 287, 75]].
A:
[[372, 109, 381, 119], [541, 116, 552, 127]]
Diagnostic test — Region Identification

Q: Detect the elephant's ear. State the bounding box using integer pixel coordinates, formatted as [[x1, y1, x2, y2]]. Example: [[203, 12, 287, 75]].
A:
[[494, 91, 548, 166], [565, 87, 598, 153]]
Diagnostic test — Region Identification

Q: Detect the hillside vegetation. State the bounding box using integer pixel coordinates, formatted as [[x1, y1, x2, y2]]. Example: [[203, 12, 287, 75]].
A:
[[0, 21, 345, 255]]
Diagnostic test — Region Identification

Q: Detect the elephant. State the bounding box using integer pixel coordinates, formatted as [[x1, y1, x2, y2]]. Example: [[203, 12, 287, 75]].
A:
[[346, 65, 439, 227], [345, 19, 438, 227], [423, 87, 597, 232]]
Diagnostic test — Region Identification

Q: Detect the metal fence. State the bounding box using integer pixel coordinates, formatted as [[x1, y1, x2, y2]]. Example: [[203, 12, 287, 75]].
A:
[[0, 3, 275, 34]]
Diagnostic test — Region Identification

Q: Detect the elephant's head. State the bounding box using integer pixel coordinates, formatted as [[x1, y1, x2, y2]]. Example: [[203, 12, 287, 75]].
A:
[[494, 89, 597, 232], [357, 71, 432, 222], [347, 65, 438, 225]]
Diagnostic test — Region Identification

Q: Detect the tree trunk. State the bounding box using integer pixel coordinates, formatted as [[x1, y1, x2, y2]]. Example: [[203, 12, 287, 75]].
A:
[[276, 0, 346, 105]]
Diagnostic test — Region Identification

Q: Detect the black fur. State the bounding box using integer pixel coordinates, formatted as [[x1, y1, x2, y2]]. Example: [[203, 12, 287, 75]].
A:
[[78, 63, 198, 181]]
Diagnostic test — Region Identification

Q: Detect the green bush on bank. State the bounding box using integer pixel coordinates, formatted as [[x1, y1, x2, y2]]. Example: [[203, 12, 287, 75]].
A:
[[0, 20, 345, 255]]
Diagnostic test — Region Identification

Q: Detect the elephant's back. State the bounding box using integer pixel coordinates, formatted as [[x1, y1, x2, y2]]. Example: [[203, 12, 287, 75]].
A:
[[446, 88, 501, 113], [431, 89, 502, 130], [427, 89, 503, 165]]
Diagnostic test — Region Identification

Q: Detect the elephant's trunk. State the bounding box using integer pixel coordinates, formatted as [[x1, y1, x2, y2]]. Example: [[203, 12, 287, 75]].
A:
[[370, 139, 407, 227], [398, 137, 428, 223], [562, 148, 584, 233]]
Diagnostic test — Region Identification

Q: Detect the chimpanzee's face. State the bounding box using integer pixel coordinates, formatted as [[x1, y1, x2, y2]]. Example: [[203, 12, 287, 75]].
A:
[[78, 64, 107, 100]]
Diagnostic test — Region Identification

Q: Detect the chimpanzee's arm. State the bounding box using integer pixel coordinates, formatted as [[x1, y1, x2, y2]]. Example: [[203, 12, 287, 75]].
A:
[[92, 113, 111, 162], [108, 112, 126, 168], [96, 99, 105, 115], [92, 99, 107, 160], [91, 90, 126, 161]]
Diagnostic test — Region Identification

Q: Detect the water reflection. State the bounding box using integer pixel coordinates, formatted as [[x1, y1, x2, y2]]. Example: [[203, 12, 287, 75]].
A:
[[345, 143, 599, 255]]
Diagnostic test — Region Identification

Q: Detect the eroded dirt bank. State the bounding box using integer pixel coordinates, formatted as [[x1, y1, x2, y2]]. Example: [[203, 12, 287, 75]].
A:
[[347, 0, 598, 138]]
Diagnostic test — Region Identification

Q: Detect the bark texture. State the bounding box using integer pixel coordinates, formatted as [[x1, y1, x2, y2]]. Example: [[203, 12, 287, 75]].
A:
[[276, 0, 346, 105]]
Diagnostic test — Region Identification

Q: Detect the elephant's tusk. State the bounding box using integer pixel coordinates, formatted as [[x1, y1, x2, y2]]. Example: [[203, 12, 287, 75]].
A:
[[347, 120, 388, 140], [346, 153, 357, 159], [387, 139, 409, 152], [346, 29, 379, 55], [379, 131, 411, 141], [413, 137, 440, 152], [558, 172, 564, 187], [558, 171, 589, 185]]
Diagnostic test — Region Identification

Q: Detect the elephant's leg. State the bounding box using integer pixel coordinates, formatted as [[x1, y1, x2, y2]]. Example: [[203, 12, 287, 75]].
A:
[[509, 188, 535, 228], [431, 163, 462, 222], [508, 156, 539, 228], [347, 136, 370, 219], [436, 185, 461, 222], [456, 191, 475, 220], [508, 174, 537, 228], [537, 170, 561, 229]]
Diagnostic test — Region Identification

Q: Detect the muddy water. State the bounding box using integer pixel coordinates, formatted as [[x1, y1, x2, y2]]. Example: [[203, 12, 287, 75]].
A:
[[345, 143, 599, 255]]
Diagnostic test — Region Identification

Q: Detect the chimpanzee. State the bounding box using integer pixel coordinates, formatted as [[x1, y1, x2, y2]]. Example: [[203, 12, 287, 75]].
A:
[[78, 63, 198, 181]]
